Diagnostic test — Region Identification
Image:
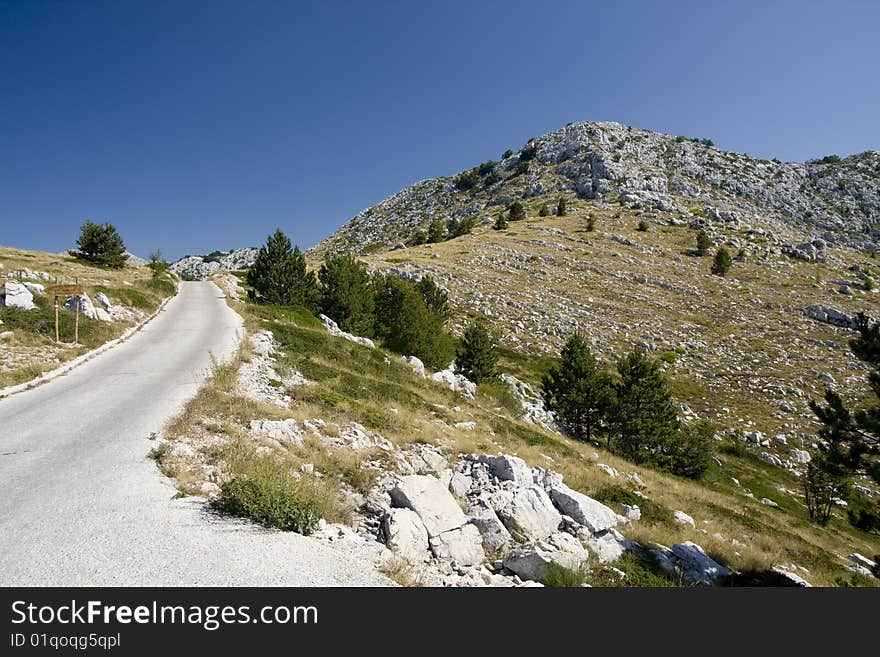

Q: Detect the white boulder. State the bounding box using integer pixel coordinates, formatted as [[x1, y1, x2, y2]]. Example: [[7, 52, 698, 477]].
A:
[[477, 454, 533, 485], [95, 291, 112, 310], [502, 532, 588, 582], [390, 474, 467, 537], [319, 314, 376, 348], [403, 355, 426, 378], [248, 418, 304, 446], [495, 484, 563, 541], [467, 497, 513, 553], [673, 510, 696, 528], [64, 294, 98, 320], [548, 483, 618, 533], [671, 541, 730, 586], [430, 365, 477, 399], [382, 508, 430, 563], [3, 281, 36, 310], [429, 524, 486, 566]]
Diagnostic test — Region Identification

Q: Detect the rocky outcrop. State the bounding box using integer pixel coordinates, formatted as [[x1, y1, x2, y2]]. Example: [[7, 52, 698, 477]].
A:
[[430, 364, 476, 398], [2, 281, 36, 310], [65, 294, 109, 322], [805, 305, 856, 329], [170, 248, 259, 280], [500, 374, 560, 432], [319, 314, 376, 348], [502, 532, 589, 581]]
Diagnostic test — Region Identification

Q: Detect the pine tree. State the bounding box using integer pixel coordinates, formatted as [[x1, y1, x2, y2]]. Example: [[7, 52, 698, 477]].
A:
[[508, 201, 525, 222], [455, 317, 500, 384], [372, 273, 453, 369], [556, 197, 567, 216], [414, 276, 451, 321], [318, 253, 375, 336], [147, 249, 170, 279], [247, 229, 318, 309], [711, 246, 732, 276], [609, 349, 680, 462], [807, 311, 880, 525], [538, 203, 550, 217], [70, 220, 127, 268], [427, 220, 446, 243], [493, 214, 509, 230], [696, 229, 711, 256], [542, 332, 613, 443]]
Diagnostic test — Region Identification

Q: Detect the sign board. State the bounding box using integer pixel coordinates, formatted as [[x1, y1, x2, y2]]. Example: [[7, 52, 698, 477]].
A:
[[45, 284, 85, 297]]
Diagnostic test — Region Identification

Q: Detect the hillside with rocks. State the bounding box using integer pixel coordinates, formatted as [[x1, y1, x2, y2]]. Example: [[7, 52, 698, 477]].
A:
[[312, 121, 880, 259], [307, 121, 880, 484]]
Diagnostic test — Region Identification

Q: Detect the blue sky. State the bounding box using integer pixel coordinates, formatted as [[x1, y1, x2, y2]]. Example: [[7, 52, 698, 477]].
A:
[[1, 0, 878, 260]]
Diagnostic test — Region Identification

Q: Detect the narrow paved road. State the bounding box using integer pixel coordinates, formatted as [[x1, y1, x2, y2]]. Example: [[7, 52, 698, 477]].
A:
[[0, 281, 388, 586]]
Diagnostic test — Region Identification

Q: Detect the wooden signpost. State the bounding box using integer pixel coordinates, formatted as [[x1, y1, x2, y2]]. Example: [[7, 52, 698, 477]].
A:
[[45, 282, 85, 345]]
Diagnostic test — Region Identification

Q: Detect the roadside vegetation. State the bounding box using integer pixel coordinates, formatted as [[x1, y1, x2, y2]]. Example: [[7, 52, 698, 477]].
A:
[[1, 230, 176, 389], [155, 228, 880, 585]]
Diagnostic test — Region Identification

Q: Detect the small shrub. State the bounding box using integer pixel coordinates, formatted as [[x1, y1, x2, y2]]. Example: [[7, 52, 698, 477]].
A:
[[556, 197, 567, 216], [453, 168, 480, 191], [695, 230, 711, 256], [519, 144, 538, 161], [636, 220, 649, 232], [659, 350, 679, 364], [507, 201, 525, 222], [214, 462, 336, 535], [540, 562, 588, 587], [427, 219, 446, 243], [711, 246, 732, 276]]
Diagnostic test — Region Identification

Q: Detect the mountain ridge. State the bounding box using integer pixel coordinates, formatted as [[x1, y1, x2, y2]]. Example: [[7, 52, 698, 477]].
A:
[[310, 120, 880, 259]]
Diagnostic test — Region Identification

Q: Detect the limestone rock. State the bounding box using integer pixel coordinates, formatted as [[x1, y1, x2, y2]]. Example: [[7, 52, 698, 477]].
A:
[[495, 484, 563, 541], [670, 541, 730, 585], [502, 532, 588, 582], [467, 497, 513, 554], [390, 474, 467, 537], [382, 508, 430, 563], [548, 483, 618, 533], [429, 524, 485, 566], [3, 281, 36, 310], [477, 454, 533, 485], [319, 314, 376, 348], [64, 294, 98, 320]]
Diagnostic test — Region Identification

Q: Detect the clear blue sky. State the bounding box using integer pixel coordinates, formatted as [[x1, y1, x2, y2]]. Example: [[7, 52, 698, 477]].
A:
[[2, 0, 878, 260]]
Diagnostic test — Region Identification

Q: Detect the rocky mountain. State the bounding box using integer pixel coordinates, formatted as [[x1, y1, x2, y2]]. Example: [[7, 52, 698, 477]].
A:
[[170, 247, 259, 280], [306, 120, 880, 485], [311, 120, 880, 257]]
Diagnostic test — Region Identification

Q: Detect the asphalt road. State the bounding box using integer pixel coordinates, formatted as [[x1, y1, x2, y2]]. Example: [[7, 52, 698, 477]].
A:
[[0, 281, 389, 586]]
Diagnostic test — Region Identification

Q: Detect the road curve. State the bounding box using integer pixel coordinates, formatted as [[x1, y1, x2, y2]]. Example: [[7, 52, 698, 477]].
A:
[[0, 281, 389, 586]]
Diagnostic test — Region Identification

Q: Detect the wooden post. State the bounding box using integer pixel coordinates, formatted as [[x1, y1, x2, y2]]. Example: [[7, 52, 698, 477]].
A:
[[54, 296, 59, 343]]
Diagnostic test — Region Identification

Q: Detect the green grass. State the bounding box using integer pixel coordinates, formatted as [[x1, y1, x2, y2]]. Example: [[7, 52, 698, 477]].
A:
[[213, 456, 336, 535], [539, 562, 589, 587], [584, 550, 685, 587], [592, 484, 674, 525], [0, 296, 116, 348]]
